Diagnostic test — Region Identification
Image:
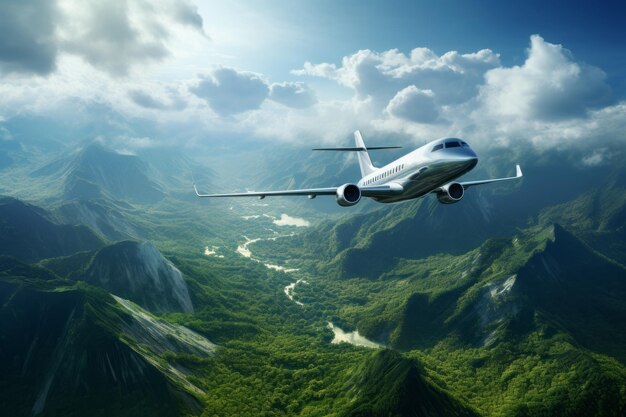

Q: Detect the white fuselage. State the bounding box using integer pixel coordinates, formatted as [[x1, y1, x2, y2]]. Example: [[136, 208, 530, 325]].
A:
[[357, 137, 478, 203], [194, 130, 520, 206]]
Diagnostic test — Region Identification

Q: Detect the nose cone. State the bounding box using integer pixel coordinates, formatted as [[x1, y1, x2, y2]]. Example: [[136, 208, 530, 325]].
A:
[[463, 146, 478, 159], [466, 155, 478, 169], [443, 147, 477, 163], [457, 147, 478, 167], [436, 148, 478, 176]]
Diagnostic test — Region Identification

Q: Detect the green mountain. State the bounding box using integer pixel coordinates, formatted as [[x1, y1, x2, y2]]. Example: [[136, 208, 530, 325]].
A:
[[253, 163, 626, 278], [0, 269, 214, 417], [538, 182, 626, 266], [514, 224, 626, 362], [0, 196, 104, 263], [2, 139, 625, 416], [392, 223, 626, 353], [79, 240, 194, 314], [55, 199, 142, 241], [343, 350, 478, 417], [33, 143, 165, 204]]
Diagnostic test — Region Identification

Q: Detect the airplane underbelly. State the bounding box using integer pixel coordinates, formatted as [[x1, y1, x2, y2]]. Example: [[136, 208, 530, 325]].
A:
[[377, 160, 476, 203]]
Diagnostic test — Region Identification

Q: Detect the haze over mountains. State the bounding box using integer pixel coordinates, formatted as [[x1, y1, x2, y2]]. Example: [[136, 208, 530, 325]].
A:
[[0, 127, 624, 416]]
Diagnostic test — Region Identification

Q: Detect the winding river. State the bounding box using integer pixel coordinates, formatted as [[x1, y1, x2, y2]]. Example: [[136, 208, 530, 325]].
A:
[[234, 220, 381, 349]]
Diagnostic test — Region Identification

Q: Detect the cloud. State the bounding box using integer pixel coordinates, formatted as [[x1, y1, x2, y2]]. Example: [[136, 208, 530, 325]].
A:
[[190, 67, 270, 116], [289, 35, 624, 156], [293, 47, 500, 106], [581, 149, 607, 167], [269, 82, 316, 109], [0, 0, 206, 77], [385, 86, 439, 123], [58, 0, 206, 76], [479, 35, 612, 121], [0, 0, 58, 75], [0, 125, 12, 141], [128, 87, 186, 110]]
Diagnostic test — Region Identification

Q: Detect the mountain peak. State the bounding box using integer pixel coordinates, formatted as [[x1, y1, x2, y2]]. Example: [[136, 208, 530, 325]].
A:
[[0, 196, 103, 262], [81, 240, 193, 313], [344, 350, 478, 417]]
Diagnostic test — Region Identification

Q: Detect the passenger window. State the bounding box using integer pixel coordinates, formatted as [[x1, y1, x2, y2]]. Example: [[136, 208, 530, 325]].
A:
[[432, 144, 443, 152]]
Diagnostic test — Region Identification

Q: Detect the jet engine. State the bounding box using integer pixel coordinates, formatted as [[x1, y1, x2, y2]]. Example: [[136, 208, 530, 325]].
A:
[[436, 182, 464, 204], [336, 183, 361, 206]]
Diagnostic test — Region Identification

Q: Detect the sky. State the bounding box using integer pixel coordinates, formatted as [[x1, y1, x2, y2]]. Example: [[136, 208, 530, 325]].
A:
[[0, 0, 625, 165]]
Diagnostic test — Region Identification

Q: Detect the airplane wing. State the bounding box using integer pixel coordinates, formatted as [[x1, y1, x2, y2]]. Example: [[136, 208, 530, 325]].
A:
[[194, 184, 337, 199], [460, 164, 523, 189]]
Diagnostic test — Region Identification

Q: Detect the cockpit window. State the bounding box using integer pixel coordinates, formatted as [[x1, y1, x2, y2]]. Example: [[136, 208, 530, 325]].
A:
[[445, 141, 461, 148], [460, 141, 468, 147], [431, 144, 444, 152]]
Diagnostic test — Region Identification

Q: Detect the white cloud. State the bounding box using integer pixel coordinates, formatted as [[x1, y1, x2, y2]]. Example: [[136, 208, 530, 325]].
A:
[[269, 82, 316, 109], [0, 0, 206, 77], [190, 67, 269, 116], [58, 0, 206, 76], [1, 25, 624, 162], [581, 149, 607, 167], [288, 35, 624, 156], [479, 35, 611, 121], [128, 86, 187, 111], [385, 86, 438, 123], [293, 46, 500, 106]]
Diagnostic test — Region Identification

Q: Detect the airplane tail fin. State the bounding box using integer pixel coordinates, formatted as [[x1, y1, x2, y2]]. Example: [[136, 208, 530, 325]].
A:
[[354, 130, 376, 177]]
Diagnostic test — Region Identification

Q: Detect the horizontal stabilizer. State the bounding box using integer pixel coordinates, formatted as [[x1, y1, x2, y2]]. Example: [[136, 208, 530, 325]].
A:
[[312, 146, 402, 151]]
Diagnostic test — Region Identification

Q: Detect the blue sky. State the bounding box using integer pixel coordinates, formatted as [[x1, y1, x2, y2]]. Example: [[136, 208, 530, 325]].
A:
[[0, 0, 625, 164], [196, 0, 626, 91]]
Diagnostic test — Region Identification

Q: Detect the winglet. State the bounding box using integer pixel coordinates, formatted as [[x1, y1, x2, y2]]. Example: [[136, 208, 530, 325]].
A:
[[516, 164, 523, 178], [193, 183, 202, 197]]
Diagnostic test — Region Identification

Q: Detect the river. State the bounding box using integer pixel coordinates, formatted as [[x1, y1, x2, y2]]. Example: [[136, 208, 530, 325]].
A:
[[234, 226, 381, 349]]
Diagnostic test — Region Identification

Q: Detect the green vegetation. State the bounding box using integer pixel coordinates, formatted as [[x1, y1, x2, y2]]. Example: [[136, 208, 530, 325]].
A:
[[1, 144, 625, 416]]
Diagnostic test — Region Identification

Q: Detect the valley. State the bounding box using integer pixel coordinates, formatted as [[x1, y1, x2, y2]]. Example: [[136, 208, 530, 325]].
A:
[[0, 140, 625, 417]]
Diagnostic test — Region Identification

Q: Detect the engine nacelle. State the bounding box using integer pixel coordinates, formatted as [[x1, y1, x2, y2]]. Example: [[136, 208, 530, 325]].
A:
[[336, 183, 361, 207], [436, 182, 464, 204]]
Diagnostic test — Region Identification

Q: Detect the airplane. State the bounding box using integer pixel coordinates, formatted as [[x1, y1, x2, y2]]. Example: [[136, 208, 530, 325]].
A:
[[194, 130, 522, 207]]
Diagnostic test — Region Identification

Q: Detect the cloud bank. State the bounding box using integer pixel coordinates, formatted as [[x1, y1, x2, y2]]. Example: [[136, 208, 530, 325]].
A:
[[191, 68, 269, 116], [0, 16, 623, 162], [480, 35, 612, 121], [0, 0, 206, 77], [0, 0, 58, 75], [269, 82, 317, 109], [287, 35, 621, 155]]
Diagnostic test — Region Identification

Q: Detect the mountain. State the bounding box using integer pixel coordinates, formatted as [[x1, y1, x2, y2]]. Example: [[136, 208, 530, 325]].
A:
[[297, 222, 626, 416], [538, 182, 626, 266], [80, 241, 194, 314], [0, 196, 104, 263], [55, 199, 142, 241], [356, 223, 626, 359], [0, 136, 22, 170], [33, 143, 165, 204], [0, 272, 214, 417], [343, 350, 478, 417], [0, 256, 59, 281], [253, 161, 626, 277], [513, 224, 626, 361]]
